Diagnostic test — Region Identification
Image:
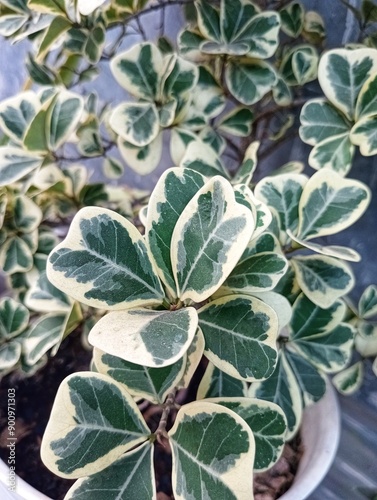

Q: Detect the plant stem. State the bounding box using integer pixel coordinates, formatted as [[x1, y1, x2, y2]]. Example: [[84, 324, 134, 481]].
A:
[[155, 389, 178, 445]]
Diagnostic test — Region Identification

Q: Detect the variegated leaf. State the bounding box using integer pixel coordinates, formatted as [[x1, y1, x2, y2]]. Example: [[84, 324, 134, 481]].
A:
[[233, 141, 259, 185], [358, 285, 377, 319], [350, 115, 377, 156], [308, 132, 355, 175], [118, 133, 163, 175], [333, 361, 363, 395], [249, 350, 303, 439], [281, 45, 318, 86], [195, 0, 221, 42], [250, 291, 292, 331], [285, 348, 326, 406], [219, 0, 258, 44], [198, 295, 278, 382], [37, 16, 72, 61], [89, 307, 198, 368], [47, 207, 164, 310], [46, 91, 84, 151], [93, 348, 186, 404], [110, 43, 163, 100], [109, 102, 160, 147], [180, 140, 229, 178], [0, 342, 21, 371], [191, 66, 226, 119], [225, 60, 277, 106], [65, 441, 156, 500], [355, 322, 377, 357], [280, 2, 304, 38], [22, 313, 67, 366], [218, 107, 254, 137], [27, 0, 66, 15], [0, 235, 33, 274], [0, 14, 28, 37], [25, 271, 71, 313], [170, 127, 197, 165], [255, 173, 308, 243], [291, 255, 354, 308], [146, 167, 206, 296], [179, 327, 205, 389], [41, 372, 150, 478], [206, 397, 287, 471], [299, 99, 351, 146], [272, 76, 293, 106], [0, 146, 43, 186], [160, 54, 199, 99], [103, 156, 124, 180], [296, 169, 371, 241], [197, 362, 247, 399], [302, 10, 325, 43], [169, 401, 255, 500], [178, 29, 207, 61], [0, 91, 40, 142], [13, 195, 42, 233], [199, 127, 226, 154], [171, 177, 254, 302], [318, 48, 377, 120], [355, 72, 377, 120], [0, 297, 29, 340], [225, 252, 288, 292], [77, 0, 107, 15]]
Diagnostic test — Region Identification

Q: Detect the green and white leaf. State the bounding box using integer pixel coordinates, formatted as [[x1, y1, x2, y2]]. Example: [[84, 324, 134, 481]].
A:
[[272, 76, 293, 106], [146, 167, 205, 296], [178, 327, 205, 389], [308, 131, 355, 175], [0, 236, 34, 274], [47, 207, 164, 310], [198, 295, 278, 382], [41, 372, 150, 478], [171, 176, 254, 302], [198, 127, 226, 154], [118, 133, 163, 175], [180, 140, 229, 179], [169, 127, 197, 165], [22, 313, 68, 366], [103, 156, 124, 180], [318, 48, 377, 120], [13, 195, 43, 233], [0, 297, 29, 340], [299, 99, 351, 145], [65, 441, 156, 500], [355, 71, 377, 120], [250, 291, 292, 331], [0, 146, 43, 186], [25, 271, 72, 313], [190, 66, 226, 119], [195, 0, 221, 42], [110, 43, 164, 100], [93, 348, 186, 404], [0, 342, 21, 371], [226, 59, 277, 106], [296, 169, 371, 241], [350, 115, 377, 156], [291, 255, 354, 308], [37, 16, 72, 61], [197, 362, 247, 399], [0, 14, 28, 37], [280, 2, 304, 38], [333, 361, 363, 395], [249, 350, 303, 439], [169, 401, 255, 500], [0, 91, 40, 142], [206, 397, 287, 471], [355, 322, 377, 357], [358, 285, 377, 319], [160, 54, 199, 99], [217, 107, 254, 137], [46, 91, 84, 151], [281, 45, 318, 86], [109, 102, 159, 147], [177, 29, 207, 61], [89, 307, 198, 368], [233, 141, 259, 185]]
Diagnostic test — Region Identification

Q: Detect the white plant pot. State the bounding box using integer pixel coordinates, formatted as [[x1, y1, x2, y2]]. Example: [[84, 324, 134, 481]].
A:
[[0, 382, 340, 500]]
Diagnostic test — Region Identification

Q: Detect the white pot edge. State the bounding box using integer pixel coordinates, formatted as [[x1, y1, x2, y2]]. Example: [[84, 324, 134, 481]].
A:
[[0, 381, 340, 500], [280, 379, 341, 500]]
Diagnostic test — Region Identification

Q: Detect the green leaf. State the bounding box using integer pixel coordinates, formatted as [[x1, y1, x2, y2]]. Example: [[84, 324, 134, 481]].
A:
[[118, 133, 163, 175], [94, 348, 186, 404], [65, 442, 156, 500], [233, 141, 259, 185], [0, 146, 43, 186], [226, 60, 277, 105], [169, 401, 255, 500], [41, 372, 150, 478], [333, 361, 363, 395], [169, 127, 197, 165], [0, 91, 40, 142], [206, 397, 287, 471], [110, 43, 163, 100], [272, 76, 293, 106], [180, 141, 230, 179], [199, 127, 226, 154], [160, 54, 199, 99], [0, 236, 33, 274], [291, 255, 354, 308], [219, 0, 258, 45], [358, 285, 377, 319], [281, 45, 318, 86], [37, 16, 72, 60], [103, 157, 124, 180], [0, 342, 21, 371], [195, 0, 221, 42], [22, 313, 67, 366], [191, 66, 226, 119], [355, 322, 377, 357], [299, 99, 351, 145], [362, 0, 377, 23], [217, 107, 254, 137], [285, 348, 326, 406], [255, 173, 308, 242], [280, 2, 304, 38], [84, 23, 105, 64], [318, 48, 377, 120], [308, 132, 355, 175], [13, 195, 42, 232], [171, 176, 254, 302], [110, 102, 159, 147], [249, 350, 302, 439], [225, 252, 288, 292], [27, 0, 66, 15], [46, 91, 84, 151], [350, 115, 377, 156], [25, 271, 71, 313], [297, 169, 371, 241], [236, 12, 280, 59], [302, 10, 325, 44], [0, 297, 29, 340], [146, 167, 206, 296], [178, 29, 206, 61], [197, 362, 247, 399], [198, 295, 278, 382], [355, 72, 377, 120], [47, 207, 164, 310], [0, 14, 27, 37], [159, 99, 177, 127], [89, 307, 198, 368], [22, 98, 50, 153], [179, 327, 205, 389]]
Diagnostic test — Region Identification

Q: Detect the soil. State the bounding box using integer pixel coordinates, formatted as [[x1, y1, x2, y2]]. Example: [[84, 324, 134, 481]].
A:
[[0, 332, 302, 500]]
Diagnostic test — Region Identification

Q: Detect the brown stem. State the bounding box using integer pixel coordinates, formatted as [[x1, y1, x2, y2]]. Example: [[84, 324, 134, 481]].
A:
[[155, 389, 178, 446]]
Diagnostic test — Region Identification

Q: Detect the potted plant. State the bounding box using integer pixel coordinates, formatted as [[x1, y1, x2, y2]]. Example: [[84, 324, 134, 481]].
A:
[[0, 0, 377, 499]]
